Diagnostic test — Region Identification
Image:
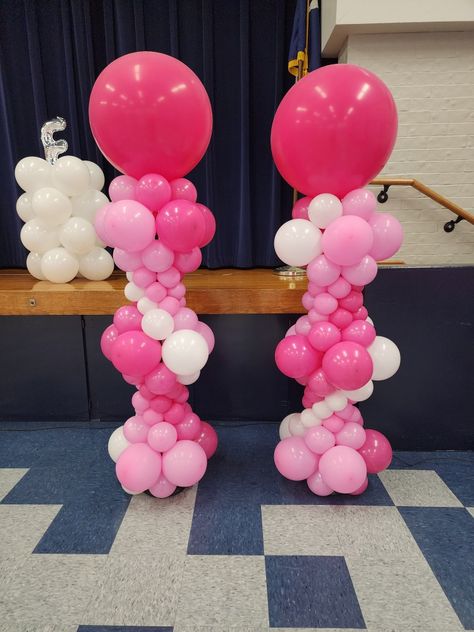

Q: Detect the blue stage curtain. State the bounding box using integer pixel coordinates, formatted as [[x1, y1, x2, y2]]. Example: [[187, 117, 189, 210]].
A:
[[0, 0, 297, 269]]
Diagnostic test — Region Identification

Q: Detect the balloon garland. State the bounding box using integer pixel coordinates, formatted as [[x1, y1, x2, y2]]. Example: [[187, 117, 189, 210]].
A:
[[271, 64, 402, 496], [89, 52, 217, 497]]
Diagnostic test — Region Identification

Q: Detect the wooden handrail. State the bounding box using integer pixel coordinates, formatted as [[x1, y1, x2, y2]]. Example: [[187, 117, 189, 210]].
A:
[[371, 177, 474, 226]]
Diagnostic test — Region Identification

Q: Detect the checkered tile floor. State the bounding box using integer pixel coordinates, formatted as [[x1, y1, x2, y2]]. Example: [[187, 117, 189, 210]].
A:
[[0, 422, 473, 632]]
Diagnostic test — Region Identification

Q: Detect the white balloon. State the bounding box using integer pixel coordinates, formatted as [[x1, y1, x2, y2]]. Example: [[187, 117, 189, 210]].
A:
[[368, 336, 401, 380], [279, 415, 293, 440], [343, 381, 374, 402], [126, 271, 134, 282], [108, 426, 130, 462], [71, 189, 109, 223], [78, 247, 114, 280], [15, 157, 52, 192], [289, 413, 306, 436], [16, 192, 35, 222], [141, 308, 174, 340], [20, 219, 60, 254], [26, 252, 46, 280], [32, 187, 72, 226], [325, 391, 348, 412], [83, 160, 105, 191], [312, 400, 333, 419], [162, 329, 209, 375], [59, 217, 96, 255], [301, 408, 321, 427], [41, 247, 79, 283], [124, 282, 145, 302], [52, 156, 90, 196], [308, 194, 343, 229], [366, 316, 374, 325], [137, 297, 158, 315], [274, 219, 322, 267], [177, 371, 201, 385]]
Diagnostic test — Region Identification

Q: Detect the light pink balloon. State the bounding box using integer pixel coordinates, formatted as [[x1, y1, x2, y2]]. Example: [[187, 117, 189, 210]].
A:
[[164, 402, 186, 425], [142, 240, 175, 273], [308, 321, 341, 352], [116, 443, 162, 493], [196, 421, 218, 458], [145, 363, 177, 395], [148, 473, 176, 498], [307, 470, 334, 496], [113, 248, 143, 272], [174, 248, 202, 273], [302, 291, 314, 311], [313, 293, 338, 315], [275, 334, 322, 379], [174, 307, 198, 331], [308, 309, 327, 324], [319, 445, 367, 493], [170, 177, 197, 202], [148, 422, 177, 452], [113, 305, 142, 333], [337, 403, 358, 420], [162, 440, 207, 487], [159, 296, 180, 316], [323, 414, 345, 433], [322, 216, 374, 266], [145, 282, 167, 303], [327, 276, 351, 299], [322, 341, 373, 391], [350, 477, 369, 495], [176, 412, 202, 440], [369, 213, 403, 261], [308, 282, 325, 296], [336, 421, 367, 449], [342, 255, 378, 286], [157, 266, 181, 289], [156, 200, 205, 253], [286, 324, 297, 337], [131, 391, 150, 414], [195, 321, 215, 353], [292, 196, 311, 220], [135, 173, 171, 212], [143, 408, 163, 426], [274, 437, 318, 481], [304, 426, 336, 455], [111, 331, 161, 377], [123, 415, 149, 443], [307, 255, 341, 286], [133, 266, 156, 288], [100, 324, 118, 360], [342, 188, 376, 220], [95, 203, 114, 242], [109, 175, 137, 202], [329, 308, 353, 329], [104, 200, 155, 252], [167, 282, 186, 300], [342, 320, 376, 347], [295, 315, 312, 336]]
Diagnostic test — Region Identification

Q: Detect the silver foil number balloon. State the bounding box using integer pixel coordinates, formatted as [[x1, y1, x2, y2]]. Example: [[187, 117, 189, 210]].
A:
[[41, 116, 68, 164]]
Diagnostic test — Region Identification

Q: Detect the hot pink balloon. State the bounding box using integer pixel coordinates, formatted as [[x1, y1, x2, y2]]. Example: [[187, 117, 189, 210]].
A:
[[274, 437, 318, 481], [292, 196, 311, 220], [339, 290, 364, 313], [162, 440, 207, 487], [156, 200, 206, 253], [174, 247, 202, 273], [148, 474, 176, 498], [354, 306, 368, 320], [196, 421, 218, 458], [319, 445, 367, 494], [111, 331, 161, 377], [170, 178, 197, 202], [164, 402, 186, 425], [100, 324, 118, 360], [350, 477, 369, 495], [150, 395, 173, 414], [145, 363, 177, 395], [275, 335, 322, 379], [147, 422, 177, 453], [307, 255, 341, 287], [307, 368, 334, 397], [113, 248, 143, 272], [113, 305, 142, 333], [329, 308, 353, 330], [342, 320, 376, 347], [342, 255, 378, 286], [322, 215, 374, 266], [103, 200, 155, 252], [358, 429, 393, 473], [109, 175, 137, 202], [322, 341, 373, 391], [304, 426, 336, 455], [145, 282, 168, 303], [307, 470, 334, 496], [195, 321, 215, 353], [123, 415, 149, 443], [336, 421, 366, 450], [176, 412, 202, 440], [89, 52, 212, 180], [141, 240, 175, 273], [135, 173, 172, 212], [116, 443, 162, 493], [196, 203, 216, 247], [308, 321, 341, 352], [369, 213, 403, 261], [342, 189, 376, 220]]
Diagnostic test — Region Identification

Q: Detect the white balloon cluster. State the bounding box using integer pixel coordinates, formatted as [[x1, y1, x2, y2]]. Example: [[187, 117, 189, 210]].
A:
[[15, 155, 114, 283]]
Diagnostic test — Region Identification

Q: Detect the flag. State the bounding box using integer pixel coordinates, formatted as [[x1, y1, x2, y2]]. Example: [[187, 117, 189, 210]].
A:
[[288, 0, 321, 78]]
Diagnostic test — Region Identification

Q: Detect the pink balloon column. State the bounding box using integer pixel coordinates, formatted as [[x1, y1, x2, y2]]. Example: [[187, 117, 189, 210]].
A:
[[89, 52, 217, 498], [271, 64, 401, 496]]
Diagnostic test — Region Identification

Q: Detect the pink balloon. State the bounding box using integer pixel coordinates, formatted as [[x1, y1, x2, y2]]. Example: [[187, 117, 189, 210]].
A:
[[358, 429, 393, 473], [113, 305, 142, 333], [116, 443, 162, 493], [323, 414, 345, 433], [292, 196, 311, 220], [342, 189, 376, 220], [139, 384, 154, 400], [89, 52, 212, 180], [159, 296, 180, 316], [336, 421, 367, 450], [354, 306, 368, 320], [174, 248, 202, 273], [329, 308, 353, 329], [142, 240, 175, 273], [164, 403, 186, 425], [145, 282, 168, 303], [350, 477, 369, 495], [295, 315, 312, 336], [195, 321, 215, 353], [196, 203, 216, 247], [135, 173, 172, 212], [133, 267, 156, 289], [308, 321, 341, 352], [94, 203, 114, 242], [308, 309, 327, 324], [148, 473, 176, 498], [339, 290, 363, 313], [143, 409, 163, 426], [162, 440, 207, 487], [170, 178, 197, 202], [327, 276, 351, 299], [274, 437, 318, 481], [271, 64, 397, 198], [342, 320, 376, 347], [150, 395, 172, 414], [322, 216, 374, 266], [196, 421, 218, 458], [148, 422, 177, 452], [338, 403, 358, 420], [174, 307, 198, 331], [319, 445, 367, 494], [111, 331, 161, 377], [100, 324, 118, 360], [109, 175, 137, 202], [322, 341, 373, 391], [342, 255, 378, 286], [369, 213, 403, 261], [113, 248, 143, 272], [307, 255, 341, 286], [286, 324, 297, 337], [176, 412, 202, 440], [145, 363, 177, 395], [313, 293, 338, 316], [275, 335, 322, 379], [104, 200, 155, 252], [308, 282, 325, 297], [132, 391, 150, 414], [307, 470, 333, 496], [123, 415, 149, 443], [157, 266, 181, 289], [123, 374, 143, 386], [156, 200, 206, 253], [168, 282, 186, 300], [304, 426, 336, 455], [307, 368, 334, 397], [302, 292, 314, 312]]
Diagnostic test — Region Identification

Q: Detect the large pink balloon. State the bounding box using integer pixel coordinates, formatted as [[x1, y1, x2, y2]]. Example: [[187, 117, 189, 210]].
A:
[[100, 324, 118, 360], [111, 331, 161, 377], [162, 440, 207, 487], [358, 429, 393, 473], [322, 341, 373, 391], [275, 334, 322, 379], [322, 216, 374, 267], [271, 64, 397, 198], [89, 52, 212, 180], [274, 437, 318, 481], [116, 443, 162, 493], [319, 445, 367, 494], [103, 200, 155, 252], [156, 200, 206, 253]]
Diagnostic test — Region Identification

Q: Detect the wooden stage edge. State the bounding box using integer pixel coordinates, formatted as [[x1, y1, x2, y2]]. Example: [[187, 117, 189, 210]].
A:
[[0, 265, 404, 316]]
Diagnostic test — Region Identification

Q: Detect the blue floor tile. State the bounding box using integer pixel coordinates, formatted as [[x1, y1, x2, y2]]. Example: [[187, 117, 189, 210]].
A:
[[399, 507, 474, 629], [265, 555, 366, 629]]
